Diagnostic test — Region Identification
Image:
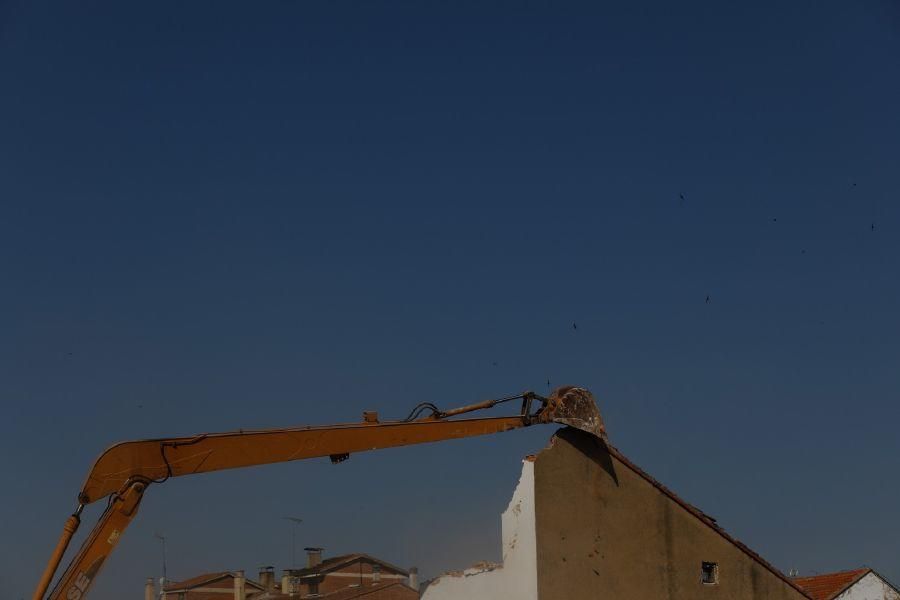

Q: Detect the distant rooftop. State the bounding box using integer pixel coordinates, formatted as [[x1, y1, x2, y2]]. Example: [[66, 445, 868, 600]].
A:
[[793, 568, 870, 600]]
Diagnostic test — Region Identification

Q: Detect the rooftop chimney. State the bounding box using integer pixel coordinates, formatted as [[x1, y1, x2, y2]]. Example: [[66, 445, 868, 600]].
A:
[[281, 570, 293, 597], [304, 547, 324, 569], [145, 578, 155, 600], [233, 570, 246, 600], [408, 567, 419, 591], [258, 567, 275, 592]]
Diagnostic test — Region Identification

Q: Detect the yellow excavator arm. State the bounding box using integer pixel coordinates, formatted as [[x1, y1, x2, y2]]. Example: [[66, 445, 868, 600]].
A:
[[35, 386, 605, 600]]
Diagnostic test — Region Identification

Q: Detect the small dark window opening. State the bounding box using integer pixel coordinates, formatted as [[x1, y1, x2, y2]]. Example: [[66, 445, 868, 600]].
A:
[[701, 562, 719, 585]]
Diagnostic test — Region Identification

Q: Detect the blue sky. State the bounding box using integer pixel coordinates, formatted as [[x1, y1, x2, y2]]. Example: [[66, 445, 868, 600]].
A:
[[2, 1, 899, 598]]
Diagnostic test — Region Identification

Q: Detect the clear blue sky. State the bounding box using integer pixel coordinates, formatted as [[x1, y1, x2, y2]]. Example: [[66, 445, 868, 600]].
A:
[[2, 1, 899, 598]]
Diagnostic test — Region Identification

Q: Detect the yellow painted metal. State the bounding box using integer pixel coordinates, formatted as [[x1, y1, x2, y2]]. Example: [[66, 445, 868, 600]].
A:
[[38, 482, 145, 600], [79, 415, 529, 505], [34, 386, 605, 600], [32, 514, 80, 600]]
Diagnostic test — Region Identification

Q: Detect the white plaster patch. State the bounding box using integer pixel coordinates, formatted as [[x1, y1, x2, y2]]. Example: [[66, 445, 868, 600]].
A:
[[835, 572, 900, 600], [422, 460, 538, 600]]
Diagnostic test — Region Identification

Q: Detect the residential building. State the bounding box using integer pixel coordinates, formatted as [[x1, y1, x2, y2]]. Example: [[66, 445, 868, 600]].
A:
[[279, 549, 415, 598], [154, 550, 418, 600], [422, 427, 814, 600], [795, 568, 900, 600]]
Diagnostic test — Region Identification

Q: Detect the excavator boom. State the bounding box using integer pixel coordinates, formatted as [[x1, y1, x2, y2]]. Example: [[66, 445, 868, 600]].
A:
[[35, 386, 605, 600], [82, 415, 523, 504]]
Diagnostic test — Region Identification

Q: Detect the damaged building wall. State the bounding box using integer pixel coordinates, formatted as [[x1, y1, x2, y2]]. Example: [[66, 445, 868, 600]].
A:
[[425, 427, 812, 600], [835, 572, 900, 600], [421, 459, 538, 600], [534, 428, 810, 600]]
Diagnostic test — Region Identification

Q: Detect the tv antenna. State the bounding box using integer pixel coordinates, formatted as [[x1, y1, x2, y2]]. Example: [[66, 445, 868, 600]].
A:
[[154, 532, 168, 594], [282, 517, 303, 568]]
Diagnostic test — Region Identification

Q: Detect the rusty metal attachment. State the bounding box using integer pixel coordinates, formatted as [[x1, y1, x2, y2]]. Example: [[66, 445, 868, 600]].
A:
[[400, 386, 607, 441], [398, 386, 606, 440], [538, 386, 607, 441]]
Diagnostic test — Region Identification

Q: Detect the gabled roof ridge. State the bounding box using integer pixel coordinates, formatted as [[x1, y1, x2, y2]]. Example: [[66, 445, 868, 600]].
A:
[[871, 568, 900, 594], [165, 570, 265, 592], [597, 437, 814, 599], [794, 566, 870, 580], [291, 552, 408, 577], [794, 567, 872, 579], [347, 581, 405, 598], [793, 567, 870, 599], [319, 581, 407, 599], [346, 552, 409, 576], [164, 571, 231, 590], [793, 566, 900, 600]]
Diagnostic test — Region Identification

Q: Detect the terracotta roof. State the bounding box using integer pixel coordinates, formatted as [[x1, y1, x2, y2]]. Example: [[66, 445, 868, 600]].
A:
[[165, 571, 231, 591], [793, 568, 870, 600], [580, 431, 814, 599], [164, 571, 265, 596], [177, 592, 244, 600], [248, 582, 414, 600], [294, 554, 363, 576], [291, 553, 408, 578], [321, 582, 415, 599]]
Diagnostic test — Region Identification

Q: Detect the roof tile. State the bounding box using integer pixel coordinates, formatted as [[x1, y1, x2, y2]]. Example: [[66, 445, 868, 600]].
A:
[[794, 568, 870, 600]]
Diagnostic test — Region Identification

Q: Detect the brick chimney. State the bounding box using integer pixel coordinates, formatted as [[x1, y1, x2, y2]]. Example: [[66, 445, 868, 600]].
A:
[[145, 577, 155, 600], [233, 570, 245, 600], [304, 548, 323, 569], [258, 567, 274, 592], [408, 567, 419, 591]]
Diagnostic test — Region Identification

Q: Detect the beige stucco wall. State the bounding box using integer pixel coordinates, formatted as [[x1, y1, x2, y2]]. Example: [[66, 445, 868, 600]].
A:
[[534, 428, 810, 600]]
